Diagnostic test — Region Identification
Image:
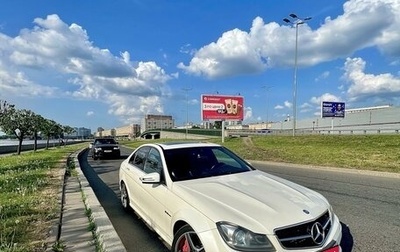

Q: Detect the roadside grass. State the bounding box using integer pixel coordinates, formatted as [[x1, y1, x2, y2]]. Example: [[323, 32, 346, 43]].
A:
[[121, 134, 400, 173], [0, 143, 87, 252], [1, 134, 397, 250], [216, 134, 400, 173]]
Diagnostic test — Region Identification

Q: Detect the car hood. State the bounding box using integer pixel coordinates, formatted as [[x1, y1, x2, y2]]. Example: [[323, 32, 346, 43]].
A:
[[172, 170, 329, 234]]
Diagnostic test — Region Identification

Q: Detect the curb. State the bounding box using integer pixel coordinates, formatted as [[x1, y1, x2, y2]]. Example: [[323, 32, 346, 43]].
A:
[[73, 150, 126, 252], [249, 160, 400, 179], [47, 149, 126, 252]]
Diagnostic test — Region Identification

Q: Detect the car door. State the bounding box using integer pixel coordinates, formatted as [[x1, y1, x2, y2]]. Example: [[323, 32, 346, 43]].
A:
[[140, 147, 174, 243], [123, 146, 152, 221]]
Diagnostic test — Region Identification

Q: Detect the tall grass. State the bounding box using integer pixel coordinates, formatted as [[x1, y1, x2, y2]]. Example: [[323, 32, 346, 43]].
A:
[[1, 135, 397, 250], [0, 144, 86, 252], [216, 135, 400, 173], [122, 134, 400, 173]]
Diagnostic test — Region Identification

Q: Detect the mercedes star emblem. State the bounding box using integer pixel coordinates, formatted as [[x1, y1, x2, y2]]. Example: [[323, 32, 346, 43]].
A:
[[311, 222, 325, 245]]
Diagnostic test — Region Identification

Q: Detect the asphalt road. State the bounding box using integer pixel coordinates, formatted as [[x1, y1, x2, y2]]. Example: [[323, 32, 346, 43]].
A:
[[79, 146, 400, 252]]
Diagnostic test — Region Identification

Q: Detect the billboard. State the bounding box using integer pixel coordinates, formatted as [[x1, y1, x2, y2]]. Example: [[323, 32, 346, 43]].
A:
[[321, 101, 345, 118], [201, 94, 244, 121]]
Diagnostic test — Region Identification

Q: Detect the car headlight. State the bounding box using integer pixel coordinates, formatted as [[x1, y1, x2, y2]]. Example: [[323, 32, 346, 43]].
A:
[[113, 146, 120, 150], [217, 222, 275, 251], [95, 147, 102, 151]]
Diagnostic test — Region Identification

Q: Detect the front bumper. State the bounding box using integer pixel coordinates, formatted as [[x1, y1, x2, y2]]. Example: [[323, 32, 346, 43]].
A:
[[94, 149, 120, 158], [198, 213, 342, 252]]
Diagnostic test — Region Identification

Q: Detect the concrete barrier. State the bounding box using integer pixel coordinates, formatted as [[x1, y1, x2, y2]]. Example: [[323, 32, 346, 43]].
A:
[[0, 141, 85, 154]]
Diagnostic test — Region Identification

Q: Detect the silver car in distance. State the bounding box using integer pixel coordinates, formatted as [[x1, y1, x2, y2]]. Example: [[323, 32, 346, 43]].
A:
[[119, 142, 342, 252]]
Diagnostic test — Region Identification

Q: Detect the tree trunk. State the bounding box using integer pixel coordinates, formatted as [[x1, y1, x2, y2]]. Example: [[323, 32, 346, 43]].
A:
[[33, 132, 38, 152], [17, 135, 23, 155]]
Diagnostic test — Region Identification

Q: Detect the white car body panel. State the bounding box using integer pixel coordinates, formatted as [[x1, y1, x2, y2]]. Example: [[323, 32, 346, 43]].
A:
[[171, 170, 329, 233], [120, 160, 174, 244], [119, 142, 342, 251]]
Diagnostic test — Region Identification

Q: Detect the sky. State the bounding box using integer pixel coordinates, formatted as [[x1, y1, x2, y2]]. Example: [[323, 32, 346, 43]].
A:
[[0, 0, 399, 132]]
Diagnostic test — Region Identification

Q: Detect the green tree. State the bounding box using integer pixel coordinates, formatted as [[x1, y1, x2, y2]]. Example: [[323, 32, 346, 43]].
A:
[[54, 123, 64, 147], [213, 121, 222, 129], [0, 106, 35, 155], [0, 100, 15, 132], [31, 114, 46, 151], [62, 125, 76, 145], [41, 119, 60, 149]]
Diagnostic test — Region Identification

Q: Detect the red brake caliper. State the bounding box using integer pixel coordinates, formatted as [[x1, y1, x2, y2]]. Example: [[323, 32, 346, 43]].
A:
[[178, 236, 190, 252], [182, 239, 190, 252]]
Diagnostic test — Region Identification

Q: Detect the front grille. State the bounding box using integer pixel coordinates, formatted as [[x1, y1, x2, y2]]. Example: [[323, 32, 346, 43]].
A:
[[274, 211, 332, 249]]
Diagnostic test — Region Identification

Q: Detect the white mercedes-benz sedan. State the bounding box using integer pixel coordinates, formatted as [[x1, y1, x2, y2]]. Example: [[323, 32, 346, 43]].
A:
[[119, 142, 342, 252]]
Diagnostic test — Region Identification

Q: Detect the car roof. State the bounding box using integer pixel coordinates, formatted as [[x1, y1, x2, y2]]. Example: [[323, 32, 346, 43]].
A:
[[152, 141, 221, 150]]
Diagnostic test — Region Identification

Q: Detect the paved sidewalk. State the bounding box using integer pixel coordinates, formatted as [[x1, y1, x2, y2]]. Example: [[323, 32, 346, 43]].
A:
[[60, 175, 96, 251], [47, 151, 126, 252]]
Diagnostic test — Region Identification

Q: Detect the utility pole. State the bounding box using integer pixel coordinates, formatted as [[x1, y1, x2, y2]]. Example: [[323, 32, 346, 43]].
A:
[[182, 87, 192, 139]]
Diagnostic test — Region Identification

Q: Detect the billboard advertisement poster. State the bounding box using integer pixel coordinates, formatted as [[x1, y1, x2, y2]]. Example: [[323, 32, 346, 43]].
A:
[[201, 94, 244, 121], [321, 101, 345, 118]]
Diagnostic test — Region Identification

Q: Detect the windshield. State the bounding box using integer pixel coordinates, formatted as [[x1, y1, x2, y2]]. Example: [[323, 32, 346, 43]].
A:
[[95, 138, 117, 145], [164, 146, 254, 181]]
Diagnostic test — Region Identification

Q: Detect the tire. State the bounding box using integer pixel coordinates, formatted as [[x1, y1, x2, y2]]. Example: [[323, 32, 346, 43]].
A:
[[120, 182, 130, 211], [172, 224, 204, 252]]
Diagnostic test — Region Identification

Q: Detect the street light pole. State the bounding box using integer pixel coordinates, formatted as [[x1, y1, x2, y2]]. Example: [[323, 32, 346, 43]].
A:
[[182, 87, 192, 139], [283, 13, 311, 136], [262, 85, 272, 127]]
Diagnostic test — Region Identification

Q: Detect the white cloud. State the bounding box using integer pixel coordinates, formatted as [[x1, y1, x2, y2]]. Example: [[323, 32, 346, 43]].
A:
[[179, 44, 197, 56], [342, 57, 400, 103], [106, 94, 163, 125], [273, 101, 292, 116], [284, 101, 292, 108], [315, 71, 330, 82], [0, 14, 174, 122], [87, 111, 94, 116], [178, 0, 400, 79], [244, 106, 253, 121], [0, 61, 58, 97], [178, 19, 276, 79], [300, 102, 313, 113], [310, 93, 342, 105], [188, 98, 198, 105], [308, 93, 343, 116]]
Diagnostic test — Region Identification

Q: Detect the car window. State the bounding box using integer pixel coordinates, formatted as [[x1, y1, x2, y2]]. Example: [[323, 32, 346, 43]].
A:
[[164, 149, 191, 181], [129, 146, 150, 171], [165, 146, 252, 181], [212, 148, 242, 169], [143, 148, 163, 175]]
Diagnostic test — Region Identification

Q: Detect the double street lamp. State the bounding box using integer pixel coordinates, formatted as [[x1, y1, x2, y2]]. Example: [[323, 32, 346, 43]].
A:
[[283, 13, 311, 136], [182, 87, 192, 139], [262, 85, 272, 125]]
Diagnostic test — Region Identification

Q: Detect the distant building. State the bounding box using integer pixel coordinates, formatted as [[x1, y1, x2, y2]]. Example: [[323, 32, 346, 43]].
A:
[[269, 105, 400, 134], [141, 114, 174, 133], [115, 124, 140, 138], [65, 127, 91, 139], [95, 124, 141, 138]]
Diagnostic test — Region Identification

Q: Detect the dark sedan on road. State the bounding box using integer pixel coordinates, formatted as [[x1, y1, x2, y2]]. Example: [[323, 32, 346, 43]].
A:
[[89, 137, 120, 160]]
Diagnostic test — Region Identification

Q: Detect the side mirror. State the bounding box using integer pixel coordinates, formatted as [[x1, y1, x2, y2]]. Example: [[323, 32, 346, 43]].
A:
[[140, 172, 161, 184]]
